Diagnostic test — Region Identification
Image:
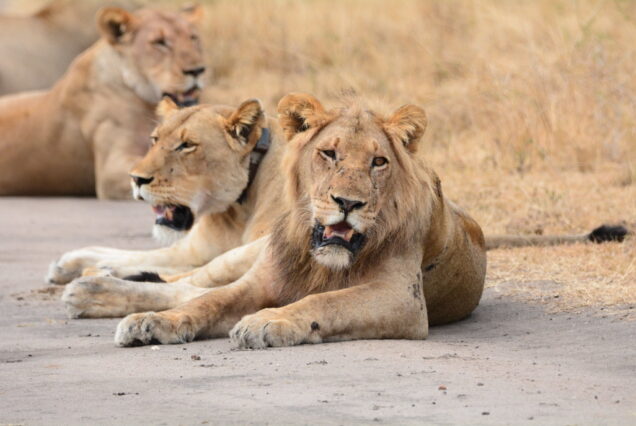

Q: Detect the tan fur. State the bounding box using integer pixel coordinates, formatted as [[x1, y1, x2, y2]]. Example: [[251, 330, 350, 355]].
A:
[[55, 100, 286, 296], [107, 94, 489, 348], [0, 5, 205, 198], [0, 0, 129, 95]]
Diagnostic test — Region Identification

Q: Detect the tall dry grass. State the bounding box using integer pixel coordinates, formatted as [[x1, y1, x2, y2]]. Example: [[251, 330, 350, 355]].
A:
[[199, 0, 636, 175], [196, 0, 635, 313]]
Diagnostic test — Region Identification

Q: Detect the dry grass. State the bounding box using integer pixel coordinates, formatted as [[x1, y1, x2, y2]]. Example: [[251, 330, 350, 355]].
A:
[[194, 0, 636, 314]]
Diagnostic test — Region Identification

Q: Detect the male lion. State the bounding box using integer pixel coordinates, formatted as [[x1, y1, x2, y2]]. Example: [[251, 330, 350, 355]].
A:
[[62, 94, 627, 348], [0, 5, 206, 199], [50, 97, 286, 291]]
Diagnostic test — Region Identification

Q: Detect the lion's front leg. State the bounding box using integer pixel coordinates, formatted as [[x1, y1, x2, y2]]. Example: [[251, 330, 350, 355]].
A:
[[47, 246, 139, 284], [47, 245, 194, 285], [47, 224, 226, 285], [62, 276, 208, 318], [115, 255, 275, 346], [92, 124, 142, 200], [180, 236, 268, 287], [232, 262, 428, 349]]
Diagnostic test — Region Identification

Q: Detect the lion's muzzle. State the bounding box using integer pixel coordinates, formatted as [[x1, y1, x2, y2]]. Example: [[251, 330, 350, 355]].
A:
[[311, 221, 365, 254]]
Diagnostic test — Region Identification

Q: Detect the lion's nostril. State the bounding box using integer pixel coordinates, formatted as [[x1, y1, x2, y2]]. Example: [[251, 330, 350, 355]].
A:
[[131, 175, 154, 187], [183, 66, 205, 77], [331, 195, 367, 213]]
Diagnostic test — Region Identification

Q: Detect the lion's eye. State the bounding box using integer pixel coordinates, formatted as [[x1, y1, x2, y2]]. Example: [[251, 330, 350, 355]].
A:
[[153, 38, 168, 48], [190, 34, 199, 41], [175, 141, 195, 152], [150, 136, 158, 146], [372, 157, 388, 168], [321, 150, 336, 160]]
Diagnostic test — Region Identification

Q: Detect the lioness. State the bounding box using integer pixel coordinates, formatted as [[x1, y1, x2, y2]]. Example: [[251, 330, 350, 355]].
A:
[[49, 96, 286, 288], [0, 0, 134, 95], [0, 5, 205, 198], [62, 94, 627, 348]]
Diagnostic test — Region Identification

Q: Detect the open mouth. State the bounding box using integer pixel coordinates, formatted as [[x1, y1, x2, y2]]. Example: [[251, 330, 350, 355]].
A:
[[162, 86, 200, 107], [311, 221, 365, 253], [152, 204, 194, 231]]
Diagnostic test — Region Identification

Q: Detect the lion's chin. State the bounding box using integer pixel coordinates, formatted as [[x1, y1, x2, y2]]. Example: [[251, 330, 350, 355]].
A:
[[312, 245, 354, 270], [152, 224, 187, 246]]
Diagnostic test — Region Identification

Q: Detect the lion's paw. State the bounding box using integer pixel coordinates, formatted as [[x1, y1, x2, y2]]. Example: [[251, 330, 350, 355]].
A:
[[47, 258, 82, 285], [46, 248, 106, 285], [63, 276, 140, 319], [230, 309, 310, 349], [115, 312, 196, 347]]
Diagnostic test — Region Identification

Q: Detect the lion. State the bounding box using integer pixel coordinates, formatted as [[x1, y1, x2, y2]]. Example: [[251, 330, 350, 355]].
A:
[[49, 96, 287, 290], [61, 94, 628, 348], [0, 0, 136, 95], [0, 5, 206, 199]]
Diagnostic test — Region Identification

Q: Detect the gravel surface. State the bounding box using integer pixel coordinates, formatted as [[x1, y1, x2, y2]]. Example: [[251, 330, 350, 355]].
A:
[[0, 198, 634, 425]]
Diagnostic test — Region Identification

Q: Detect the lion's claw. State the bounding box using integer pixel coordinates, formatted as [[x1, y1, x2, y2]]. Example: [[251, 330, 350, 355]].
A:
[[230, 309, 312, 349], [115, 312, 196, 347]]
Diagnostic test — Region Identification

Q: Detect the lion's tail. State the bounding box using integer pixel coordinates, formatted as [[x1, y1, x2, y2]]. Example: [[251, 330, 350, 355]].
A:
[[485, 224, 628, 250]]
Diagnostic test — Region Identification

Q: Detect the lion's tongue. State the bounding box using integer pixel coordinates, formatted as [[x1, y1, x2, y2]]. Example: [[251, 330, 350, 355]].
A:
[[178, 87, 200, 106], [152, 205, 175, 222], [324, 221, 354, 242]]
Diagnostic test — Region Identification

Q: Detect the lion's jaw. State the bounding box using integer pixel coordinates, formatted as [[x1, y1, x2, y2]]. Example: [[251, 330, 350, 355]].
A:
[[310, 216, 367, 270]]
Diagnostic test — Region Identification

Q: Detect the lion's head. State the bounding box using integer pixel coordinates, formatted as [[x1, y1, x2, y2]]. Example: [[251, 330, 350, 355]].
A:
[[97, 5, 206, 106], [130, 97, 266, 240], [277, 93, 435, 271]]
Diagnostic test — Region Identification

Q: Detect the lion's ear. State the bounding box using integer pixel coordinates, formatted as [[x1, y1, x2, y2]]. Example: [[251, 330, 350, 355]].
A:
[[181, 3, 204, 25], [225, 99, 265, 150], [277, 93, 332, 141], [156, 97, 179, 119], [383, 105, 427, 153], [97, 7, 137, 45]]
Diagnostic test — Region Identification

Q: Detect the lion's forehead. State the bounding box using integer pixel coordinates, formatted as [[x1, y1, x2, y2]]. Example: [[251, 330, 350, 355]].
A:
[[156, 108, 206, 137], [315, 128, 391, 164], [135, 11, 197, 41], [152, 112, 230, 161]]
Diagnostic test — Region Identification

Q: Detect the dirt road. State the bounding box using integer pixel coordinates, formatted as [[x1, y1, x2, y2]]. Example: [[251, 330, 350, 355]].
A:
[[0, 198, 634, 425]]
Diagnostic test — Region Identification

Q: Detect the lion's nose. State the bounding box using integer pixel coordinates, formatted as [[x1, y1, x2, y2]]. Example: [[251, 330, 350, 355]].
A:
[[131, 175, 154, 187], [331, 195, 367, 214], [183, 66, 205, 77]]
